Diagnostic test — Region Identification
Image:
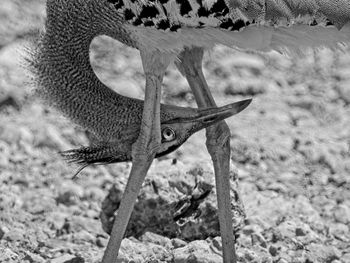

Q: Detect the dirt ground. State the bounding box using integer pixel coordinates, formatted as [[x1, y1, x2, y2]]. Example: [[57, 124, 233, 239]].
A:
[[1, 1, 350, 263]]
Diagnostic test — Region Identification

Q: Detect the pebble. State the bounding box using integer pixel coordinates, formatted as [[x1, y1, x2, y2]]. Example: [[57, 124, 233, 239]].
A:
[[140, 232, 172, 248], [96, 236, 108, 248], [337, 82, 350, 103], [173, 240, 222, 263], [295, 227, 306, 237], [0, 226, 9, 239], [333, 205, 350, 224], [74, 230, 95, 243], [0, 248, 18, 261], [24, 252, 45, 263], [251, 233, 267, 248], [171, 238, 187, 249], [268, 245, 278, 257], [51, 254, 76, 263], [4, 229, 25, 242]]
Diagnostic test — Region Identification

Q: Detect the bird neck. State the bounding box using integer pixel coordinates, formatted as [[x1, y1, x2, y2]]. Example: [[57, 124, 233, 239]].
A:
[[31, 0, 142, 141]]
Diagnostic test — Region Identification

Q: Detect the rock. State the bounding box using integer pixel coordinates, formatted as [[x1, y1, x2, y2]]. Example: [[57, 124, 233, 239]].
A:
[[0, 225, 9, 239], [337, 82, 350, 103], [295, 227, 306, 237], [329, 223, 350, 243], [96, 236, 108, 248], [333, 205, 350, 224], [307, 244, 341, 263], [343, 253, 350, 263], [24, 252, 45, 263], [51, 254, 83, 263], [56, 183, 84, 206], [237, 248, 260, 262], [0, 248, 18, 262], [251, 232, 267, 248], [211, 237, 222, 252], [268, 245, 278, 257], [118, 238, 171, 262], [171, 238, 187, 249], [173, 240, 222, 263], [83, 186, 106, 202], [140, 232, 172, 248], [4, 229, 25, 242], [73, 230, 95, 243]]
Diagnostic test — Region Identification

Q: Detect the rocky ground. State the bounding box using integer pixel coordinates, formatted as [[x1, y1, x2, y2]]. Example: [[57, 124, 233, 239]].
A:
[[1, 1, 350, 263]]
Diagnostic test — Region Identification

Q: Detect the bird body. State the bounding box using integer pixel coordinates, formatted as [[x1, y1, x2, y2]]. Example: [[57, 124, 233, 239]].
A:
[[29, 0, 350, 262], [114, 0, 350, 52], [30, 0, 350, 142]]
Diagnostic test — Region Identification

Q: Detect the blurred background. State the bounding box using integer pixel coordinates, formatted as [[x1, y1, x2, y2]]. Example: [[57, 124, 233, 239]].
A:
[[1, 0, 349, 262]]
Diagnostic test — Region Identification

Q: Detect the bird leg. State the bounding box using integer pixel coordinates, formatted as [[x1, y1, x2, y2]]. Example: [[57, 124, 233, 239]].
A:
[[175, 47, 239, 263], [102, 50, 171, 263]]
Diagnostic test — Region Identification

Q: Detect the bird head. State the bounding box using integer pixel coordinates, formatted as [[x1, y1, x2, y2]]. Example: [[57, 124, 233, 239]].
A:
[[61, 99, 251, 178], [156, 98, 252, 158]]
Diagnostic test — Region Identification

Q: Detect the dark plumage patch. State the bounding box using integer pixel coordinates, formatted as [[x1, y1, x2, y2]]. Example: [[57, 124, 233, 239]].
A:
[[220, 18, 247, 31], [139, 5, 160, 19], [170, 24, 181, 31], [231, 19, 247, 31], [210, 0, 229, 17], [197, 21, 205, 28], [326, 20, 334, 26], [198, 6, 210, 17], [133, 18, 143, 26], [144, 20, 155, 27], [109, 0, 123, 10], [220, 18, 234, 29], [124, 9, 135, 20], [176, 0, 192, 16], [310, 19, 318, 26], [157, 19, 171, 30]]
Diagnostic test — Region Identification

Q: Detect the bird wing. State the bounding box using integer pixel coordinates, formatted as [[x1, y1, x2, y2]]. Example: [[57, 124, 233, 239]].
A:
[[111, 0, 350, 53]]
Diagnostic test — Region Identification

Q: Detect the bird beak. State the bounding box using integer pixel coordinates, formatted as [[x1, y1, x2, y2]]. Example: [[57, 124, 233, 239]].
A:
[[194, 98, 252, 125], [164, 98, 252, 126]]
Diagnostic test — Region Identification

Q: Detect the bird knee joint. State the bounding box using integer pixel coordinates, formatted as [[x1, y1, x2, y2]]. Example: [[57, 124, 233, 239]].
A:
[[206, 124, 231, 153], [131, 138, 160, 162]]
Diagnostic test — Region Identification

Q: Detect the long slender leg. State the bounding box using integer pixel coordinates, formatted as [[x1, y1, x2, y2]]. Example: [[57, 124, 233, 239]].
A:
[[176, 47, 239, 263], [102, 50, 171, 263]]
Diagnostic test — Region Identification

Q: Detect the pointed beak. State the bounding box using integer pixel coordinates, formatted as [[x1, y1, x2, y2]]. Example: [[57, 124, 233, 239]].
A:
[[162, 98, 252, 128], [193, 98, 252, 125]]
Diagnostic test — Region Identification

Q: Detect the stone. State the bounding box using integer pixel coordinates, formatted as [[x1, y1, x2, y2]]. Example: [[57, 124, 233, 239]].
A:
[[295, 227, 306, 237], [0, 248, 18, 262], [51, 254, 75, 263], [251, 233, 267, 248], [0, 226, 9, 239], [73, 230, 95, 243], [173, 240, 222, 263], [24, 252, 45, 263], [268, 245, 278, 257], [96, 236, 108, 248], [333, 205, 350, 224], [4, 229, 25, 242], [171, 238, 187, 249], [140, 232, 172, 248]]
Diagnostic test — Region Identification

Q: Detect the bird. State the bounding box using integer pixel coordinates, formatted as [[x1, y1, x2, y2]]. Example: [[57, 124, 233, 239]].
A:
[[27, 0, 350, 263]]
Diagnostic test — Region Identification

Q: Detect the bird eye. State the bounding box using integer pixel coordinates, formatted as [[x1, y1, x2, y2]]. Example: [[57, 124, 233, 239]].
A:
[[162, 127, 176, 142]]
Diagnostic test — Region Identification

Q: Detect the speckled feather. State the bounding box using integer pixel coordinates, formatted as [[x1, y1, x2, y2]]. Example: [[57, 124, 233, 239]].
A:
[[105, 0, 350, 53]]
